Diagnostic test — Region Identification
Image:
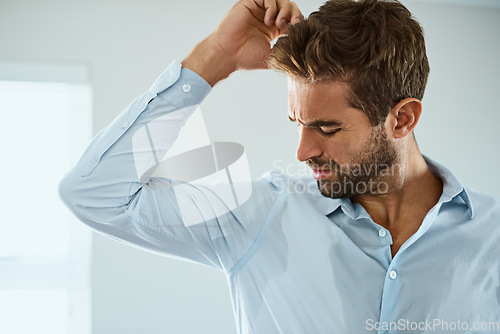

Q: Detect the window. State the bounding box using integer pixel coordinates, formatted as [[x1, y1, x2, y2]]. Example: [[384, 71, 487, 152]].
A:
[[0, 61, 92, 334]]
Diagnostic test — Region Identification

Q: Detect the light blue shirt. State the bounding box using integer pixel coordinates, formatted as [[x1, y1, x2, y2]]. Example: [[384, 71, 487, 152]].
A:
[[59, 61, 500, 334]]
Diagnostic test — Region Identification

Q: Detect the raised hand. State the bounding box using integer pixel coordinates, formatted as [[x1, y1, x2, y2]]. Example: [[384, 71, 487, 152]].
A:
[[182, 0, 302, 86]]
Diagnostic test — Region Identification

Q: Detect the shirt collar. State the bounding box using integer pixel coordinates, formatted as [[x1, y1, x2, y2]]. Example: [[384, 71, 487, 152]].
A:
[[423, 155, 474, 219], [315, 155, 474, 219], [314, 191, 369, 220]]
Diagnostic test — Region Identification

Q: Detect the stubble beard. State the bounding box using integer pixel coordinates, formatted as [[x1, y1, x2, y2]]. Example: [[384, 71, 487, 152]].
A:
[[312, 126, 400, 199]]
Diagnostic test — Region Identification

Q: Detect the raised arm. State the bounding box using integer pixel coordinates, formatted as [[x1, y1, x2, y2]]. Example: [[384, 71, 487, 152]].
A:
[[59, 0, 302, 271]]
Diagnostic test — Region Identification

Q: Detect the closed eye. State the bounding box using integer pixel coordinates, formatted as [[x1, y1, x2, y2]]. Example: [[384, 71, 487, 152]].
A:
[[319, 127, 341, 137], [296, 123, 341, 137]]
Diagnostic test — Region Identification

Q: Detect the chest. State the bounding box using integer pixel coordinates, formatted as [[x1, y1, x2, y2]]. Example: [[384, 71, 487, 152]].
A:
[[233, 214, 500, 333]]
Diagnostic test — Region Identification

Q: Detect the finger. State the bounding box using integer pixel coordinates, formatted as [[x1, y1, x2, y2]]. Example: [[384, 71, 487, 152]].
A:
[[290, 1, 303, 25], [275, 0, 292, 30], [263, 0, 279, 27]]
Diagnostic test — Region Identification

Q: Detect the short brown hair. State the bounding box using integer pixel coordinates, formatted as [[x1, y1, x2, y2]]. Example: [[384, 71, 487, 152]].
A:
[[268, 0, 430, 126]]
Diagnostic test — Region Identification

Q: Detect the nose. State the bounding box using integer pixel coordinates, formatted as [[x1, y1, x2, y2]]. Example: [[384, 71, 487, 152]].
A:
[[296, 126, 323, 162]]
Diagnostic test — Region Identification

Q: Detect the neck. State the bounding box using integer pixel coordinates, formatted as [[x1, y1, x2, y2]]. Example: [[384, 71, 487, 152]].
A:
[[351, 141, 443, 230]]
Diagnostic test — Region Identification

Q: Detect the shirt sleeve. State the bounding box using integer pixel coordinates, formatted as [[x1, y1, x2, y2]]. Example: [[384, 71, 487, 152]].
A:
[[59, 60, 282, 271]]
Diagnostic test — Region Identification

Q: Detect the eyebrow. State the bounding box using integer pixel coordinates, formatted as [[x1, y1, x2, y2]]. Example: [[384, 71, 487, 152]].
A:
[[288, 115, 343, 128]]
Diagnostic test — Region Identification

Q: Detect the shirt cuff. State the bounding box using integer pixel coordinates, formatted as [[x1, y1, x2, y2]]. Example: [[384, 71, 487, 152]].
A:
[[151, 62, 212, 107]]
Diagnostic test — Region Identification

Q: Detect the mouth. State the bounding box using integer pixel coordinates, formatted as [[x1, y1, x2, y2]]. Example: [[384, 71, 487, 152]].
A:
[[311, 169, 333, 180]]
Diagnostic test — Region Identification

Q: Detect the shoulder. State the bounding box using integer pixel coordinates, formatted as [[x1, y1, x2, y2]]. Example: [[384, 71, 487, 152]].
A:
[[465, 187, 500, 215], [462, 187, 500, 233]]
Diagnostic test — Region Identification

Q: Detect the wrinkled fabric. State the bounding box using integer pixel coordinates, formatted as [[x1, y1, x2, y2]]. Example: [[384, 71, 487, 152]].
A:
[[59, 61, 500, 334]]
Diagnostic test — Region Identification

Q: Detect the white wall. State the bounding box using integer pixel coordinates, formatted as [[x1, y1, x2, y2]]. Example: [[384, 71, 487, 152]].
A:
[[1, 0, 499, 333]]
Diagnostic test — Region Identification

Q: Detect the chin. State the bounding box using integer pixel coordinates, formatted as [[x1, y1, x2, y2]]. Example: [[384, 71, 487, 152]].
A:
[[317, 180, 351, 199]]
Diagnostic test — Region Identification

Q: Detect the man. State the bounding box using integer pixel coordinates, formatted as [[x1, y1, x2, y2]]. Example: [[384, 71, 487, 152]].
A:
[[59, 0, 500, 333]]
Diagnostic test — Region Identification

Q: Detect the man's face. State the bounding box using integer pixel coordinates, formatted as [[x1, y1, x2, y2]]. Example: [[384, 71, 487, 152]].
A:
[[288, 78, 400, 199]]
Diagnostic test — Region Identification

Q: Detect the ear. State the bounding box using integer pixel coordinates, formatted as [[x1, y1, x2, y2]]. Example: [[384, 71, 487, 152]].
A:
[[386, 98, 422, 139]]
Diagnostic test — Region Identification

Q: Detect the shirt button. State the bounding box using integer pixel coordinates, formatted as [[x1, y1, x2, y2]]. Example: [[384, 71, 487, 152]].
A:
[[378, 229, 387, 237], [182, 84, 191, 93], [389, 270, 397, 279], [121, 122, 128, 128]]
